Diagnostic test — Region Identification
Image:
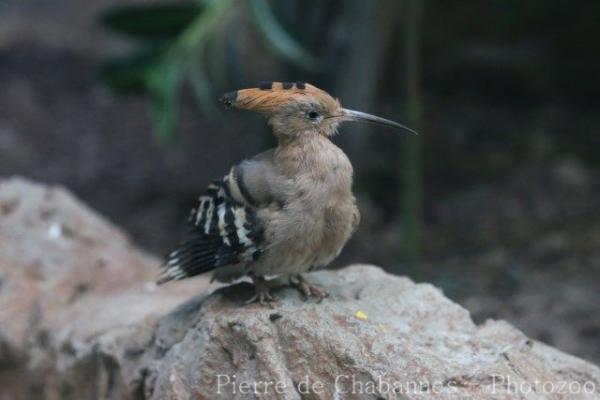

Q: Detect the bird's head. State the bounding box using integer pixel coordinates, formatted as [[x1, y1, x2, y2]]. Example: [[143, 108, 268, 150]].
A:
[[220, 81, 416, 139]]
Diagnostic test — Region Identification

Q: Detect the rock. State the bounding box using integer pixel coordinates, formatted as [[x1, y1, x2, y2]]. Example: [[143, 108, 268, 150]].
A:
[[1, 177, 599, 400], [0, 177, 209, 399]]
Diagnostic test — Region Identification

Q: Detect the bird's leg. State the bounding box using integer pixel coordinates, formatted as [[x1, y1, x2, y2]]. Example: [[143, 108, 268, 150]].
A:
[[289, 274, 329, 302], [245, 275, 277, 306]]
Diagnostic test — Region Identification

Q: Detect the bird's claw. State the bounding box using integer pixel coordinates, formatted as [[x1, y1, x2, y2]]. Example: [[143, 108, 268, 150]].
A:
[[244, 290, 277, 306], [290, 275, 329, 303], [245, 276, 277, 306]]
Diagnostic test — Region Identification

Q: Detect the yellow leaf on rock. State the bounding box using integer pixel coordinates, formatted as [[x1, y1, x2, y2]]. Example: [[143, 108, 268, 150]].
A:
[[355, 310, 368, 320]]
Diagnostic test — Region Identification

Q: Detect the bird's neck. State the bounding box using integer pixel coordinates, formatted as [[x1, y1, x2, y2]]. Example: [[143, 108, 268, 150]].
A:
[[274, 133, 353, 188]]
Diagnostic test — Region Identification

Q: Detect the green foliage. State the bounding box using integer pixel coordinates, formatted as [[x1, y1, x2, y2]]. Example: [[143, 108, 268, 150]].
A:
[[247, 0, 318, 71], [98, 48, 164, 94], [100, 3, 203, 41], [98, 0, 318, 143], [147, 56, 185, 144]]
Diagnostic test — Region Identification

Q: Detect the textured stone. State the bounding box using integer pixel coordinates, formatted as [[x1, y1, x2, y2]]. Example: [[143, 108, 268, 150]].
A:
[[1, 177, 599, 400]]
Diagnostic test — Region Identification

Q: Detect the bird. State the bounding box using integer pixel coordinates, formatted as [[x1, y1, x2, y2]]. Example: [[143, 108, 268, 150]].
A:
[[158, 81, 416, 304]]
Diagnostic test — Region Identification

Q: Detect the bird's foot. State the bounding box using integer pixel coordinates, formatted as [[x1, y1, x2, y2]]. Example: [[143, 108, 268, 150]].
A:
[[290, 274, 329, 303], [245, 275, 277, 306]]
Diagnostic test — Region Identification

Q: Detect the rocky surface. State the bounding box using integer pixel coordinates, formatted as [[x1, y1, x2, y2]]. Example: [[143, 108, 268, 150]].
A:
[[1, 177, 599, 400]]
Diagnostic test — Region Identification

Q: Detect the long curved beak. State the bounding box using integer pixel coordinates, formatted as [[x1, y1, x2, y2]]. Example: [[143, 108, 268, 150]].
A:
[[340, 108, 418, 135]]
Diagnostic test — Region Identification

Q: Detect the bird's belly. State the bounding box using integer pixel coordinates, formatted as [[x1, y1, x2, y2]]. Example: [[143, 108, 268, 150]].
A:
[[252, 195, 358, 276]]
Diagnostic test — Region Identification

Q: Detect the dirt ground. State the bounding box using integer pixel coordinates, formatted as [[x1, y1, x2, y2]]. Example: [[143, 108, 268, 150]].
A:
[[1, 0, 598, 365]]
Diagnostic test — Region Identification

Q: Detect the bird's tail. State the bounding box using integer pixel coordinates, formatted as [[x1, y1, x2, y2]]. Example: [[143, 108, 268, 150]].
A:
[[157, 236, 223, 284]]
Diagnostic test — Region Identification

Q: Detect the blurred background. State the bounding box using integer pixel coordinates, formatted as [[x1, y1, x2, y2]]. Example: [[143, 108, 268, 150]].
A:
[[0, 0, 598, 363]]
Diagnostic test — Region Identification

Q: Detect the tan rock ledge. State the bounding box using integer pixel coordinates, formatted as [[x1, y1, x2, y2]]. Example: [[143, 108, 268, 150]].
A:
[[1, 177, 599, 399]]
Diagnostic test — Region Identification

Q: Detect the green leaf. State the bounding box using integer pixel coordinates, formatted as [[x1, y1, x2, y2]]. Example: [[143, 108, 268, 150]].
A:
[[146, 55, 185, 144], [247, 0, 318, 71], [98, 48, 163, 94], [100, 3, 204, 41], [98, 0, 235, 144], [189, 54, 218, 116], [177, 0, 234, 51], [206, 32, 227, 88]]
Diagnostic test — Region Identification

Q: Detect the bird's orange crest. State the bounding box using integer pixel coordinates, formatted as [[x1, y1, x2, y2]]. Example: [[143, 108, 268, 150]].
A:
[[220, 81, 339, 113]]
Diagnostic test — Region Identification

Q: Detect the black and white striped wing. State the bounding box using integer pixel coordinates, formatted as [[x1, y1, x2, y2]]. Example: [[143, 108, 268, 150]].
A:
[[159, 179, 263, 283]]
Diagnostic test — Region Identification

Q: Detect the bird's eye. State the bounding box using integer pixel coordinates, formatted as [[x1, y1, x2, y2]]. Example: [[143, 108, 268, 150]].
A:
[[307, 111, 319, 120]]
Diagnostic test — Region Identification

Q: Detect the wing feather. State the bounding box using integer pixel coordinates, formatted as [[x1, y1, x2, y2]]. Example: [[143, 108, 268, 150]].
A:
[[159, 177, 264, 284]]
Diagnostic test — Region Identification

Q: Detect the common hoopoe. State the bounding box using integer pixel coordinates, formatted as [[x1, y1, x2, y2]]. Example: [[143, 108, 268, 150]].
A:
[[159, 81, 416, 304]]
